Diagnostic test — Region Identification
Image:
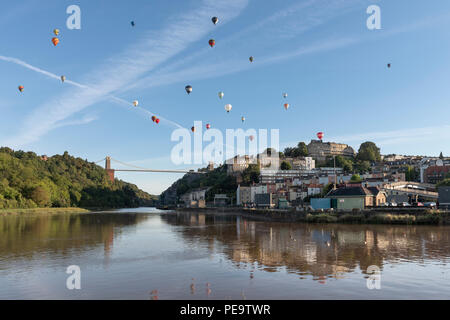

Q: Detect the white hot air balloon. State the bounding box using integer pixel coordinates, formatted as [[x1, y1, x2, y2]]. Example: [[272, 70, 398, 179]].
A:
[[133, 100, 139, 107], [218, 92, 224, 99], [283, 93, 288, 99], [225, 104, 232, 113]]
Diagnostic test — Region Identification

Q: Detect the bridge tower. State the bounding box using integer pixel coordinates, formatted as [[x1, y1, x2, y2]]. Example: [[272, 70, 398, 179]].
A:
[[105, 156, 115, 183]]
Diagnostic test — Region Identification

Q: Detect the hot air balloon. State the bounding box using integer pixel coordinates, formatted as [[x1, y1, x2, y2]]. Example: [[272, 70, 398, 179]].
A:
[[218, 92, 224, 99], [225, 104, 232, 113], [387, 63, 391, 68], [206, 124, 211, 130], [317, 132, 324, 141], [52, 37, 59, 46], [61, 75, 66, 83], [209, 39, 215, 48], [249, 135, 254, 142], [212, 17, 218, 25], [155, 118, 160, 124], [283, 93, 288, 99], [241, 116, 245, 122], [249, 56, 254, 63], [131, 21, 135, 27], [133, 100, 139, 107], [18, 85, 24, 93], [53, 29, 60, 36], [151, 116, 156, 122], [191, 126, 196, 133], [185, 85, 193, 94], [284, 103, 290, 110]]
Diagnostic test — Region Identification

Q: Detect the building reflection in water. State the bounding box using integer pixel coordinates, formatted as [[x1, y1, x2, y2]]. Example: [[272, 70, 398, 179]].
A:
[[161, 212, 450, 282]]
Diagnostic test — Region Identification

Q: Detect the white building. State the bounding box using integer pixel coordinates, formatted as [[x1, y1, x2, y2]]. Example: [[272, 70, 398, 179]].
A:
[[260, 169, 304, 184], [251, 185, 268, 203], [307, 185, 323, 197], [292, 157, 316, 170]]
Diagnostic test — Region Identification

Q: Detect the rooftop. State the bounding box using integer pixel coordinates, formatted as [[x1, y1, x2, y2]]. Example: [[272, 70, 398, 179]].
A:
[[327, 186, 382, 197]]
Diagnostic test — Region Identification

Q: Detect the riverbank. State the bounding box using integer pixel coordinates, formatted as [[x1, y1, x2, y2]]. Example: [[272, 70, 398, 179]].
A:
[[174, 207, 450, 225], [0, 207, 90, 216]]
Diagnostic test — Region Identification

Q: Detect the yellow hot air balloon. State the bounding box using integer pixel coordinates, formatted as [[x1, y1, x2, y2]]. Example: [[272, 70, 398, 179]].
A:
[[61, 75, 66, 83], [53, 29, 60, 36]]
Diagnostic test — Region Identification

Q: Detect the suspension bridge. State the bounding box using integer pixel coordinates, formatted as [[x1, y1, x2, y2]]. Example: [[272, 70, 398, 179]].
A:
[[95, 157, 206, 182]]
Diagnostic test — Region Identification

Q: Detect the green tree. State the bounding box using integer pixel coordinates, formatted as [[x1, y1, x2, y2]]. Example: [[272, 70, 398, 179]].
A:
[[297, 142, 308, 157], [280, 161, 292, 170], [0, 148, 156, 209], [323, 155, 354, 173], [357, 141, 381, 162], [242, 164, 260, 184], [30, 186, 51, 207], [350, 174, 362, 183], [283, 147, 294, 157], [283, 142, 308, 158], [405, 166, 418, 182], [437, 179, 450, 187], [322, 183, 334, 196], [264, 148, 277, 156], [355, 160, 371, 174]]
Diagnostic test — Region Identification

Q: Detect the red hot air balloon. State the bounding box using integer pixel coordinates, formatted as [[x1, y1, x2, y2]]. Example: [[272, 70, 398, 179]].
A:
[[209, 39, 215, 48], [155, 118, 160, 124], [206, 124, 211, 130], [317, 132, 324, 141], [18, 85, 24, 92], [52, 37, 59, 46]]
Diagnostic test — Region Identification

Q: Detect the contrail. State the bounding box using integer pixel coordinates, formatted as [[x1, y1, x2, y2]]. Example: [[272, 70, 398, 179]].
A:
[[0, 55, 184, 129]]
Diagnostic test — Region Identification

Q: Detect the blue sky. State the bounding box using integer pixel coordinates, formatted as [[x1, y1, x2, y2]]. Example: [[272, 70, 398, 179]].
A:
[[1, 0, 450, 194]]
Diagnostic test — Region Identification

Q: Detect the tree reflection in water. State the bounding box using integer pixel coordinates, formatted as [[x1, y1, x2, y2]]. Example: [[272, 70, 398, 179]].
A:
[[0, 212, 147, 270]]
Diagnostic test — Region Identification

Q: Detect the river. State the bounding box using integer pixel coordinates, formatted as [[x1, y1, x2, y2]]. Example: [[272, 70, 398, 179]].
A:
[[0, 208, 449, 300]]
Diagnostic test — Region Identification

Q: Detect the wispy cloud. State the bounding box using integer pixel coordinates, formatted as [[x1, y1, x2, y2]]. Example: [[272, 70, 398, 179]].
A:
[[123, 35, 358, 93], [122, 0, 365, 93], [329, 125, 450, 146], [124, 5, 450, 95], [52, 114, 98, 129], [2, 0, 249, 148]]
